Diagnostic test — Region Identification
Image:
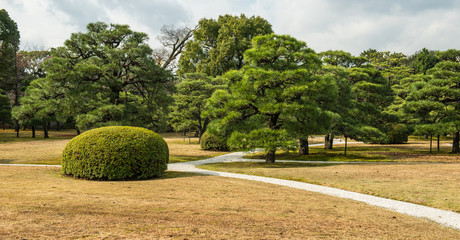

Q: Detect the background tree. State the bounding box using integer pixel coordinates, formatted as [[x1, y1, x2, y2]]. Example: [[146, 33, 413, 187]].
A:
[[408, 48, 440, 75], [207, 34, 326, 162], [347, 66, 394, 143], [320, 50, 366, 68], [0, 89, 11, 128], [178, 14, 273, 77], [12, 78, 59, 138], [318, 65, 358, 154], [153, 25, 193, 70], [0, 9, 20, 135], [169, 73, 225, 142], [18, 22, 175, 131], [0, 9, 20, 101], [405, 49, 460, 153]]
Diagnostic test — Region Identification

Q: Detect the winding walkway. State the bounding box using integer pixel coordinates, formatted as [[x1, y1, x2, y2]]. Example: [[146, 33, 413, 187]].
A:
[[168, 151, 460, 231]]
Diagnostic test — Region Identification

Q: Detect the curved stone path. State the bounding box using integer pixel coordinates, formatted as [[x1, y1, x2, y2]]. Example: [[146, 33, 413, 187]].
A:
[[168, 151, 460, 231]]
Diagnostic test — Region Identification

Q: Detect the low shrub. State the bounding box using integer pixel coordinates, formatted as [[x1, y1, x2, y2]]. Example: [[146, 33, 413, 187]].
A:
[[200, 131, 229, 151], [62, 126, 169, 180], [387, 124, 410, 144]]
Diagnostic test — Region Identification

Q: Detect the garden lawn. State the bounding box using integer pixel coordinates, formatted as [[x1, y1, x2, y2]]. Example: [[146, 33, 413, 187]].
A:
[[1, 166, 459, 239], [246, 140, 459, 163], [0, 131, 227, 165], [200, 161, 460, 213]]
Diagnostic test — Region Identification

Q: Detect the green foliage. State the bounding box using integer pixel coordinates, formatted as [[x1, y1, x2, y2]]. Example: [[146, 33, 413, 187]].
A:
[[404, 49, 460, 152], [320, 50, 366, 68], [228, 128, 296, 153], [409, 48, 440, 75], [62, 126, 169, 180], [0, 89, 11, 124], [178, 14, 273, 77], [169, 73, 225, 141], [32, 22, 175, 131], [200, 131, 229, 151], [206, 34, 327, 162], [0, 9, 20, 93], [12, 78, 60, 132], [358, 126, 389, 144], [386, 124, 410, 144]]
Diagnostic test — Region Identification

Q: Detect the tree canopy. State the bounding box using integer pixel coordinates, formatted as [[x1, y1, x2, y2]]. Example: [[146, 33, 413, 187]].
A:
[[18, 22, 175, 131], [178, 14, 273, 77], [207, 34, 334, 162]]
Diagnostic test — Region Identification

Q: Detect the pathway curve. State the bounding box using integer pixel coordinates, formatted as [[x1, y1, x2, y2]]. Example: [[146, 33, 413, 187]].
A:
[[168, 151, 460, 231]]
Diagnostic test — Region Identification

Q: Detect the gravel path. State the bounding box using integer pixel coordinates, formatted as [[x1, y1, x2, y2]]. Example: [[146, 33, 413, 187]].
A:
[[168, 151, 460, 231]]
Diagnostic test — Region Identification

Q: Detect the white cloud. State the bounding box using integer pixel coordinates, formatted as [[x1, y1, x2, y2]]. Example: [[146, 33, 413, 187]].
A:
[[1, 0, 459, 55]]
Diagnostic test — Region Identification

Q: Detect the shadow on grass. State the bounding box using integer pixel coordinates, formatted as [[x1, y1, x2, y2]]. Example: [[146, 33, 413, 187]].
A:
[[59, 171, 206, 182], [204, 162, 339, 170]]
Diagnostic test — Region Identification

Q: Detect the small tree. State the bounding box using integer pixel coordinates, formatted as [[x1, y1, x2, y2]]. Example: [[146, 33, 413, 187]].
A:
[[169, 73, 225, 143], [0, 90, 11, 128]]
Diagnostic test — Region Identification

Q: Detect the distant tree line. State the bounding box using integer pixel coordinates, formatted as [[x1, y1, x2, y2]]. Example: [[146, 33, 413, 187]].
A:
[[1, 10, 459, 160]]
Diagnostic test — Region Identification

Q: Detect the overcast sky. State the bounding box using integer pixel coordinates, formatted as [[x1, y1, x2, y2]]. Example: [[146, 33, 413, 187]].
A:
[[1, 0, 459, 55]]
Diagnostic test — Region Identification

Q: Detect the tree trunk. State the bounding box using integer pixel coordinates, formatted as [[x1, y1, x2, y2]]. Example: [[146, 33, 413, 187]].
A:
[[299, 138, 309, 155], [429, 134, 432, 154], [76, 129, 81, 135], [56, 121, 61, 131], [437, 135, 440, 152], [265, 149, 276, 163], [329, 134, 334, 149], [15, 120, 19, 138], [324, 135, 329, 149], [452, 131, 460, 154], [198, 130, 204, 144], [344, 136, 348, 156], [43, 122, 49, 138], [32, 125, 35, 138]]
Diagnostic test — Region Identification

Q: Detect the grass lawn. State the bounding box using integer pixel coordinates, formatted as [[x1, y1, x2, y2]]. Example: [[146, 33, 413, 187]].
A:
[[200, 161, 460, 213], [1, 166, 459, 239], [0, 130, 227, 165]]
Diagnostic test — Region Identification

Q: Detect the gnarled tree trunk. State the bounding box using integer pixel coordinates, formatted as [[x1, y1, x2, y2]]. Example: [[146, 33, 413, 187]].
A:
[[43, 121, 49, 138], [452, 131, 460, 153], [265, 149, 276, 163], [299, 138, 309, 155]]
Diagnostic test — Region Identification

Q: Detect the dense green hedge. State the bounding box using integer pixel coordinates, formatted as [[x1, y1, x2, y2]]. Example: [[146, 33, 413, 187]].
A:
[[200, 131, 229, 151], [387, 124, 410, 144], [62, 126, 169, 180]]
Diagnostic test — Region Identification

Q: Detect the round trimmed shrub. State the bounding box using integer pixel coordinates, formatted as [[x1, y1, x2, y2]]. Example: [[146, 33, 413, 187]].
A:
[[200, 131, 229, 151], [62, 126, 169, 180]]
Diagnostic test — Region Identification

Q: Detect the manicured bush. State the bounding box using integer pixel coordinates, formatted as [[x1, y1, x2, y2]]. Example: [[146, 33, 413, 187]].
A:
[[62, 126, 169, 180], [387, 124, 410, 144], [200, 131, 229, 151]]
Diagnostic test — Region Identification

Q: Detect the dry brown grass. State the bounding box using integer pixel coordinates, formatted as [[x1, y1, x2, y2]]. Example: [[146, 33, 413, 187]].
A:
[[1, 166, 459, 239], [201, 162, 460, 213], [0, 132, 226, 165]]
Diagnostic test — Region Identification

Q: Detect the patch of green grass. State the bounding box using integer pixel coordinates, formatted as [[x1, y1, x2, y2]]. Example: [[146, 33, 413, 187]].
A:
[[0, 129, 77, 143], [168, 155, 214, 163], [246, 143, 453, 162]]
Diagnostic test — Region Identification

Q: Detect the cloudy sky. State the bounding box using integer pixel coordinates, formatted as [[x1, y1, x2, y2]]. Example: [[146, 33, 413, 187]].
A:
[[1, 0, 459, 55]]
